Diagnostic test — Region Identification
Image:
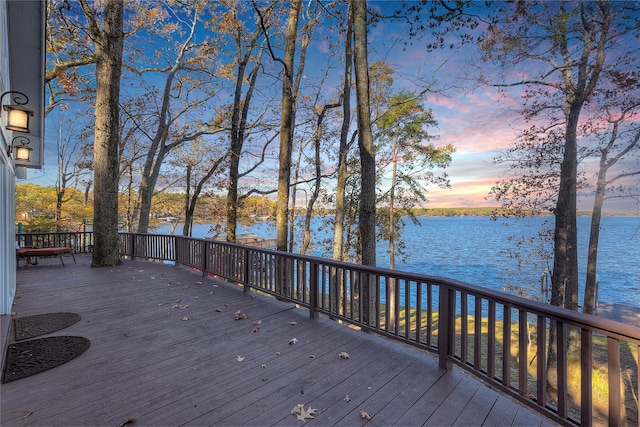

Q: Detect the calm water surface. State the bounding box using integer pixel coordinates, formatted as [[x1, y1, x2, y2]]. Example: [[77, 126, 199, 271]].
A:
[[155, 216, 640, 308]]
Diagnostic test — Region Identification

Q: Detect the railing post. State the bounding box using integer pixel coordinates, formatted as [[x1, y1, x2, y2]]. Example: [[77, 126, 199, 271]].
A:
[[309, 262, 319, 318], [243, 248, 251, 292], [201, 241, 208, 277], [438, 284, 453, 370], [129, 233, 136, 260]]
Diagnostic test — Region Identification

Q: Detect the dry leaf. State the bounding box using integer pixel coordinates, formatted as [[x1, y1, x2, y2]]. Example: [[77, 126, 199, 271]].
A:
[[252, 326, 260, 333], [175, 298, 182, 303], [291, 404, 317, 421], [215, 308, 222, 312], [182, 316, 189, 321], [117, 416, 140, 427], [288, 321, 298, 326], [275, 352, 281, 356], [196, 281, 202, 285], [234, 310, 248, 320], [344, 395, 350, 402], [309, 355, 315, 358], [252, 320, 262, 325], [289, 338, 298, 345], [339, 351, 350, 359], [360, 411, 371, 420], [21, 412, 33, 419], [173, 304, 189, 309], [261, 364, 267, 369], [290, 404, 304, 415], [236, 355, 245, 362]]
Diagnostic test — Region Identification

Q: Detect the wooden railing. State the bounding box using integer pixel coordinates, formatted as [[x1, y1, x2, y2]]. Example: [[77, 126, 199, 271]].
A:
[[16, 231, 94, 254], [17, 232, 640, 426]]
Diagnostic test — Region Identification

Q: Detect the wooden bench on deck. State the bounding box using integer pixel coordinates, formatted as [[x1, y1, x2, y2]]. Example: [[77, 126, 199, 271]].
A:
[[17, 247, 76, 267]]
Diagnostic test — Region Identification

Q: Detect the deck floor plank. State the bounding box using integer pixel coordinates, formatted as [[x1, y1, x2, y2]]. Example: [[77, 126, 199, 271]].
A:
[[1, 257, 553, 426]]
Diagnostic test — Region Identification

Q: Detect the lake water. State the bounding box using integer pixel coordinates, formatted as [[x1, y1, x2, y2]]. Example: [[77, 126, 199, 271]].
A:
[[154, 215, 640, 308]]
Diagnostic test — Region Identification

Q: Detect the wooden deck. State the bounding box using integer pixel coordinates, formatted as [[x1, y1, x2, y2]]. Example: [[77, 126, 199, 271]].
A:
[[2, 256, 553, 426]]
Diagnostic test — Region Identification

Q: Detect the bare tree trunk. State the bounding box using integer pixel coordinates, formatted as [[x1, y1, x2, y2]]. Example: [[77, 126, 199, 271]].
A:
[[353, 0, 376, 325], [275, 0, 301, 252], [227, 28, 262, 243], [583, 167, 606, 315], [331, 3, 353, 315], [388, 132, 398, 329], [183, 164, 192, 237], [81, 0, 124, 267]]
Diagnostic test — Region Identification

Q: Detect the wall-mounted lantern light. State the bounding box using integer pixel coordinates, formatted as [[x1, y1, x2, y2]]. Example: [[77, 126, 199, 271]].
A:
[[9, 136, 32, 162], [1, 91, 34, 133]]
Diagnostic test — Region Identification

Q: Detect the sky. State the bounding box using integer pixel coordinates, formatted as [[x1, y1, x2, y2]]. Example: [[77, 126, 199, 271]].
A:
[[24, 1, 640, 214]]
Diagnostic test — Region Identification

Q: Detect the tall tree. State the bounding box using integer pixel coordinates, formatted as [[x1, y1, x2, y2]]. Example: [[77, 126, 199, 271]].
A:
[[482, 1, 626, 312], [352, 0, 376, 267], [482, 1, 637, 389], [78, 0, 124, 267], [133, 3, 223, 234], [225, 2, 269, 243], [54, 116, 92, 232], [352, 0, 377, 326], [255, 0, 302, 251], [583, 93, 640, 314], [332, 2, 354, 265]]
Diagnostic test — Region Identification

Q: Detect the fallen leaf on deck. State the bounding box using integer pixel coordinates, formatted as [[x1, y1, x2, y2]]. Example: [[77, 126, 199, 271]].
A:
[[261, 364, 267, 368], [173, 304, 189, 309], [360, 411, 371, 420], [236, 355, 245, 362], [288, 321, 297, 326], [289, 338, 298, 345], [252, 326, 260, 333], [253, 320, 262, 325], [275, 351, 281, 355], [182, 316, 189, 321], [196, 281, 202, 285], [309, 355, 315, 358], [175, 298, 182, 303], [344, 395, 350, 402], [117, 416, 140, 427], [291, 404, 317, 421], [234, 310, 249, 320], [215, 308, 222, 312], [21, 412, 33, 419], [339, 351, 350, 359]]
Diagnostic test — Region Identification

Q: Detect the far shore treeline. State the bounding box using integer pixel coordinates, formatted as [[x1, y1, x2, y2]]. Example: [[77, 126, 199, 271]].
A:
[[15, 183, 638, 233]]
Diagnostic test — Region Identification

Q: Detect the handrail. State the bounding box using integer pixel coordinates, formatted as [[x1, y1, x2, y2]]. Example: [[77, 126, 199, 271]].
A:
[[16, 231, 640, 426], [15, 231, 94, 254]]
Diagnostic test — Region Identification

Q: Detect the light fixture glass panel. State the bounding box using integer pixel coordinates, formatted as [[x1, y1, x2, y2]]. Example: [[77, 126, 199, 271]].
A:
[[6, 108, 30, 132], [15, 145, 32, 161]]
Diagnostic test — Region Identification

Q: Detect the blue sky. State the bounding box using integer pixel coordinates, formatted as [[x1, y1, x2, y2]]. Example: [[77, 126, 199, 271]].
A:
[[24, 1, 640, 214]]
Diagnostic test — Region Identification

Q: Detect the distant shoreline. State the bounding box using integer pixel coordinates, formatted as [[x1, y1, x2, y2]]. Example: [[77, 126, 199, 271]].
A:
[[413, 207, 640, 217]]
